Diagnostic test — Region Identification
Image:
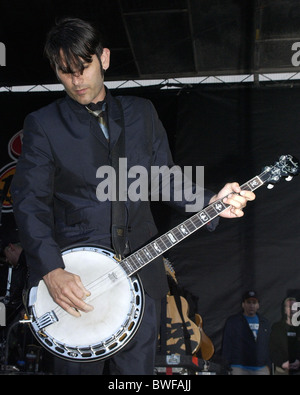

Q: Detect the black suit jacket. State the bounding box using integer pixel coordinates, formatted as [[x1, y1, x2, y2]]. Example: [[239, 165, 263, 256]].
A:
[[11, 88, 215, 298]]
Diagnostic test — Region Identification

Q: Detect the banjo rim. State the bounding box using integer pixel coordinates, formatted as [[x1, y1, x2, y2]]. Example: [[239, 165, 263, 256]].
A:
[[28, 244, 145, 362]]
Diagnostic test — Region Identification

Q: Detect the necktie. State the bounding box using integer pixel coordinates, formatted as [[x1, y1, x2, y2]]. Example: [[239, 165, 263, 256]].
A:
[[86, 102, 109, 140]]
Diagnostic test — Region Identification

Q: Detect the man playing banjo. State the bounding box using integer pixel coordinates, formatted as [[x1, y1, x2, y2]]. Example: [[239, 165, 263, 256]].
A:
[[11, 17, 255, 375]]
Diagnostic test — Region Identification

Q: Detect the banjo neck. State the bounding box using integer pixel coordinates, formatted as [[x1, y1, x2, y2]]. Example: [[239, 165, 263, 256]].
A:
[[119, 175, 262, 277], [119, 154, 299, 277]]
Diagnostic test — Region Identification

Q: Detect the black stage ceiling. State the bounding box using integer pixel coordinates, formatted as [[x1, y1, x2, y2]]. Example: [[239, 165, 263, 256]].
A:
[[1, 0, 300, 86]]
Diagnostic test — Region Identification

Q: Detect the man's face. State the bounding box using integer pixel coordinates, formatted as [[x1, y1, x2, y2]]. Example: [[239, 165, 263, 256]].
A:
[[56, 49, 110, 105], [242, 298, 259, 317]]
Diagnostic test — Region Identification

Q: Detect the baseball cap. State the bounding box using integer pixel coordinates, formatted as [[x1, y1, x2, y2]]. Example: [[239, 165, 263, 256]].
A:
[[242, 290, 259, 302]]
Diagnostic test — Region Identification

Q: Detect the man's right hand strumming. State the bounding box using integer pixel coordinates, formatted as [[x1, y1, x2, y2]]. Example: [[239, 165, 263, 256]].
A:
[[43, 268, 94, 317]]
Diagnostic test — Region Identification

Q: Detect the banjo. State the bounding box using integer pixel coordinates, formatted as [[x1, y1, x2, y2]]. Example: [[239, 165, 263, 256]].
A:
[[27, 155, 299, 362]]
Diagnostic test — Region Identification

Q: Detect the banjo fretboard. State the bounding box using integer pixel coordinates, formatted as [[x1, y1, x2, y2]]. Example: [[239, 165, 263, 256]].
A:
[[120, 174, 265, 277]]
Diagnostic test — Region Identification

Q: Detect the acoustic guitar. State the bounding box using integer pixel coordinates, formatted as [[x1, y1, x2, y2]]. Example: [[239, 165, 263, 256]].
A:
[[163, 258, 214, 359]]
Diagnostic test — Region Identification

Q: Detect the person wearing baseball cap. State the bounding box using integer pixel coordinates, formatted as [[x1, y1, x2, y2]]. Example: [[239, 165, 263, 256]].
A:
[[243, 290, 258, 301], [222, 290, 271, 375]]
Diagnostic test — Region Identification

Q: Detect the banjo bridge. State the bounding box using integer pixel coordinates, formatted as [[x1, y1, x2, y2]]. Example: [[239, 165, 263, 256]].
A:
[[108, 271, 119, 282], [32, 310, 59, 332]]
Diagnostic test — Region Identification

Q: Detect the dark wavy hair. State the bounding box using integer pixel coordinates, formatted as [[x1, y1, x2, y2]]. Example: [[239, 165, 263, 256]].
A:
[[44, 17, 104, 74]]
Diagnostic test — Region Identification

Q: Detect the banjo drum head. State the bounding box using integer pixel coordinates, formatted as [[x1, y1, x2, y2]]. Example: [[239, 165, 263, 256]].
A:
[[31, 246, 144, 361]]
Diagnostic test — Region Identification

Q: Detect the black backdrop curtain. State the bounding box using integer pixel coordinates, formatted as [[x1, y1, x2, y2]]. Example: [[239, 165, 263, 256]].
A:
[[0, 83, 300, 356], [164, 84, 300, 354]]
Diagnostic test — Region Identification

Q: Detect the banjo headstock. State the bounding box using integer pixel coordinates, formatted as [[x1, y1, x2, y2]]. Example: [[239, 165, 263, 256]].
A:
[[262, 155, 299, 189]]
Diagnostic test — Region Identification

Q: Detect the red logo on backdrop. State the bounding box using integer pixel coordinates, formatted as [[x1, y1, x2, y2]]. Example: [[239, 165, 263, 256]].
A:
[[0, 130, 23, 213]]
